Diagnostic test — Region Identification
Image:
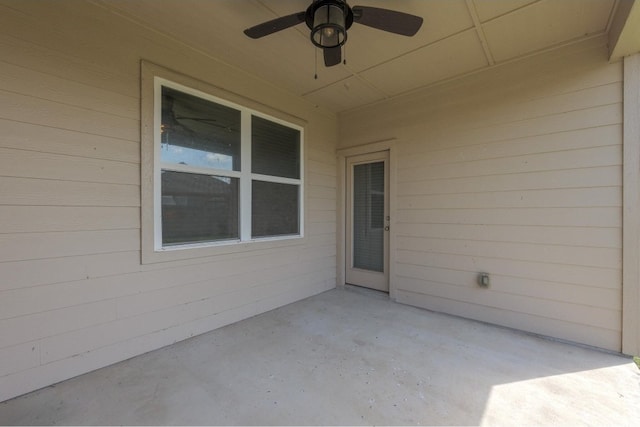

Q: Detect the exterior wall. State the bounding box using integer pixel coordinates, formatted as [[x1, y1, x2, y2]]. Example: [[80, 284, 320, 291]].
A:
[[0, 1, 337, 402], [339, 36, 623, 352], [623, 53, 640, 356]]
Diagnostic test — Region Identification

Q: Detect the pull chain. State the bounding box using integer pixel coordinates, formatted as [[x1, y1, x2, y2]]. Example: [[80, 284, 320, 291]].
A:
[[314, 47, 318, 79]]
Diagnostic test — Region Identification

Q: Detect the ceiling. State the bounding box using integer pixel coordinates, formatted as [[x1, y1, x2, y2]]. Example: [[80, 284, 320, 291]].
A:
[[100, 0, 621, 114]]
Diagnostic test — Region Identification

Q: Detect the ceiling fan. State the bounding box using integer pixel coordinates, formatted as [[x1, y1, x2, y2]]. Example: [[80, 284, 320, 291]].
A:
[[244, 0, 423, 67]]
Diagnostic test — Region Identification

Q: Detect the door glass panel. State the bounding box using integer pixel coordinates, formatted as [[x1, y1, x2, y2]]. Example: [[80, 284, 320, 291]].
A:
[[353, 162, 384, 272]]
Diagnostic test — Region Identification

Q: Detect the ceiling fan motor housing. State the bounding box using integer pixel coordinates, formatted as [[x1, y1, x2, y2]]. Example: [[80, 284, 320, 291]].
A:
[[306, 0, 354, 49], [243, 0, 423, 67]]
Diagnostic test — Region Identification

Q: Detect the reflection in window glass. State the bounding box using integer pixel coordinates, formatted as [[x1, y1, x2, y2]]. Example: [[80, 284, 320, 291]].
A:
[[153, 81, 303, 250], [251, 116, 300, 179], [252, 180, 299, 238], [161, 87, 241, 171], [161, 171, 239, 245]]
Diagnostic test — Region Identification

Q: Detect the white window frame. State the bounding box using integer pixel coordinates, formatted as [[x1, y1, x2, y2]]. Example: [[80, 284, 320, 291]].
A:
[[141, 62, 306, 264]]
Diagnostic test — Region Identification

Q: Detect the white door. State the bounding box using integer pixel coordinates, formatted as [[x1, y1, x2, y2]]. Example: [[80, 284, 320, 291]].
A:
[[346, 151, 390, 292]]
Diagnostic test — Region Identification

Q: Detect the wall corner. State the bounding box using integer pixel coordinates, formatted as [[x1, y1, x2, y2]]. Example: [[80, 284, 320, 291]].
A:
[[623, 53, 640, 355]]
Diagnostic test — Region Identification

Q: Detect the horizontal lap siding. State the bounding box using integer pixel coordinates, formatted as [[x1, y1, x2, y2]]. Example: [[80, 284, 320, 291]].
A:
[[0, 1, 337, 402], [340, 37, 623, 351]]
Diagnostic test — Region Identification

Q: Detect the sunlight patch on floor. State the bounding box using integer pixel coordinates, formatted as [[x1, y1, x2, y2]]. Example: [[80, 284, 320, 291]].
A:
[[480, 363, 640, 426]]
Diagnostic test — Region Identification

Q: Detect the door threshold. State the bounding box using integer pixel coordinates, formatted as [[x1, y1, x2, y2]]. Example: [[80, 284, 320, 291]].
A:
[[344, 284, 390, 298]]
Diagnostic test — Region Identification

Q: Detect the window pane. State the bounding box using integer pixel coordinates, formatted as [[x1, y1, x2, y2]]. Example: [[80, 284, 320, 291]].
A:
[[161, 171, 239, 245], [161, 86, 241, 171], [252, 181, 299, 238], [251, 116, 300, 179]]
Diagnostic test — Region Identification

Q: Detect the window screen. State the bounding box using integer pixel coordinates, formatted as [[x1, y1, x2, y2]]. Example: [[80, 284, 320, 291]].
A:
[[251, 115, 300, 179], [252, 180, 299, 238], [161, 171, 239, 245]]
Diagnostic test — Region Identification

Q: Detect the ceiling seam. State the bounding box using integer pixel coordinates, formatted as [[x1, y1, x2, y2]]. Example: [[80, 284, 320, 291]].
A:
[[350, 27, 477, 75], [302, 26, 479, 98], [87, 0, 335, 116], [605, 0, 621, 33], [480, 0, 545, 25], [255, 0, 311, 41], [299, 70, 389, 100], [465, 0, 495, 66], [346, 70, 392, 99], [339, 32, 609, 115]]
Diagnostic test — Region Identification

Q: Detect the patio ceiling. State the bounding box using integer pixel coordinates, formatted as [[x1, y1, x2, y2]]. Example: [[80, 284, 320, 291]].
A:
[[100, 0, 633, 113]]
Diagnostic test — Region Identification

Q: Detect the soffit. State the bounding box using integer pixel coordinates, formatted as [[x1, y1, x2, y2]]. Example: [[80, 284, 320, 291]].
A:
[[483, 0, 616, 63], [609, 0, 640, 59]]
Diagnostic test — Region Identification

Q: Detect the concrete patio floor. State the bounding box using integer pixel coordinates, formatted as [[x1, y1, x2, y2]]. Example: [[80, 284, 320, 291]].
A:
[[1, 285, 639, 425]]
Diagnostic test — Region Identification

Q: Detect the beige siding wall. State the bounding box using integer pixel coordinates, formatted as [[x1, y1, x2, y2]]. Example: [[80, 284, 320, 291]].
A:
[[0, 1, 336, 401], [340, 37, 623, 352]]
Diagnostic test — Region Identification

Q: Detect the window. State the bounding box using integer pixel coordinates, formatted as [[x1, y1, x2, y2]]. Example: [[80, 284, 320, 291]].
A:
[[153, 78, 303, 251]]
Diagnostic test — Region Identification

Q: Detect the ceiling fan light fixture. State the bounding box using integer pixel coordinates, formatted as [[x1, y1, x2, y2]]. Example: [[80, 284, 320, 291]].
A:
[[310, 1, 347, 48], [244, 0, 422, 68]]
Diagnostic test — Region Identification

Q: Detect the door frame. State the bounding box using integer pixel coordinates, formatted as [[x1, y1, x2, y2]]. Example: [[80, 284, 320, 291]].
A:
[[337, 139, 398, 299], [346, 151, 390, 291]]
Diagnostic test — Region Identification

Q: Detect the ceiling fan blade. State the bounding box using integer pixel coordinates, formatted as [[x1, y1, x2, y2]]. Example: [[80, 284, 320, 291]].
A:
[[352, 6, 423, 36], [323, 46, 342, 67], [244, 11, 306, 39]]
